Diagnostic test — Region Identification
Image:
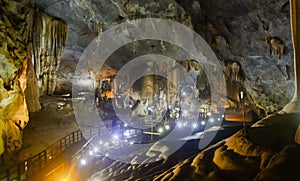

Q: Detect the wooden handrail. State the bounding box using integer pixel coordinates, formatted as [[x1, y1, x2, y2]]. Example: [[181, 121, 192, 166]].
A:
[[0, 128, 98, 181]]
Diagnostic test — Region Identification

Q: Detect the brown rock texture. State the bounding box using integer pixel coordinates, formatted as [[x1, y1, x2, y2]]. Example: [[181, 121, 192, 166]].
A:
[[0, 0, 30, 155], [24, 58, 41, 112]]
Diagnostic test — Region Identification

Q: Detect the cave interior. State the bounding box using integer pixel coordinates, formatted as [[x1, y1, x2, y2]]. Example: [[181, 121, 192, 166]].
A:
[[1, 0, 300, 181]]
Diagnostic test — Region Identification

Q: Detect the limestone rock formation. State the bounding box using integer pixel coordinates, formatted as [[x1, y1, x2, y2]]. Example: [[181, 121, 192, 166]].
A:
[[33, 0, 193, 95], [0, 0, 298, 179], [24, 58, 41, 112], [0, 0, 30, 155], [149, 113, 300, 181], [0, 1, 68, 156], [177, 0, 294, 115], [30, 0, 294, 117], [26, 8, 67, 95], [0, 1, 294, 180]]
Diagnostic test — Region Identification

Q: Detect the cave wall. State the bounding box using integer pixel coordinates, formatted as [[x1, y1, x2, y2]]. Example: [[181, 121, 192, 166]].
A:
[[177, 0, 293, 115], [0, 0, 30, 155]]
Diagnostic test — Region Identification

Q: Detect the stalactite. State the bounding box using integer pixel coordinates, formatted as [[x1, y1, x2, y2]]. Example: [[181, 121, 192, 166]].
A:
[[225, 61, 243, 104], [226, 61, 242, 82], [27, 8, 67, 95]]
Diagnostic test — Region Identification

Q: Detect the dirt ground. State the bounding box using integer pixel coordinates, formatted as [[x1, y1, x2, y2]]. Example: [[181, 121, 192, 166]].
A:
[[18, 96, 79, 162]]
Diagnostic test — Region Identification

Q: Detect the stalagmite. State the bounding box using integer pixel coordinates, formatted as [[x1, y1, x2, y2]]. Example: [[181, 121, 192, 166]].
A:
[[225, 61, 243, 104], [27, 8, 67, 95], [280, 0, 300, 113], [25, 58, 41, 112], [141, 62, 154, 101]]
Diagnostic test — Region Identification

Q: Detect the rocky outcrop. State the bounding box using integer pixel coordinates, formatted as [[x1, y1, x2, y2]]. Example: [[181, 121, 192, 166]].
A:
[[0, 0, 30, 155], [149, 113, 300, 181], [177, 0, 293, 116], [0, 0, 68, 157]]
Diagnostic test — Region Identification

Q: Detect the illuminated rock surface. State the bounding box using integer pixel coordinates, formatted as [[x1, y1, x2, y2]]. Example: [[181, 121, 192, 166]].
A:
[[0, 0, 67, 159], [0, 0, 30, 156], [0, 0, 299, 180]]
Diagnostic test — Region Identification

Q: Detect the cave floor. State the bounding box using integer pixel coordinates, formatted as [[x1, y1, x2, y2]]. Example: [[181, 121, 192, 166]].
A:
[[18, 96, 79, 163], [7, 95, 296, 181]]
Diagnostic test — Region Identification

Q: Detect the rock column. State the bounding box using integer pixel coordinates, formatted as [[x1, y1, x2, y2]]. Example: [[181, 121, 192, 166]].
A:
[[141, 62, 154, 101]]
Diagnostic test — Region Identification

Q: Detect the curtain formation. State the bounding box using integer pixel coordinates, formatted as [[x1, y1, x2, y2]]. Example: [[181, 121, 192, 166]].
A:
[[27, 8, 67, 95]]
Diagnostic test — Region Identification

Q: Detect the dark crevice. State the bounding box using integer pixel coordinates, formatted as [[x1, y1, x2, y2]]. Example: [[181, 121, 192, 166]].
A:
[[14, 121, 23, 131]]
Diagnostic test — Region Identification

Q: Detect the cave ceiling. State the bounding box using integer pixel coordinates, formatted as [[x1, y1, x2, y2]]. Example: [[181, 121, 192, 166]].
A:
[[32, 0, 192, 68], [32, 0, 293, 114]]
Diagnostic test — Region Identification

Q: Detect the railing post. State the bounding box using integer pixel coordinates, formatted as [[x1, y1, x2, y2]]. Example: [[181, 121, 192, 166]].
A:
[[44, 150, 47, 165], [73, 132, 75, 143], [7, 168, 10, 181], [0, 154, 3, 165], [39, 154, 42, 170], [64, 137, 67, 150], [17, 163, 21, 181], [76, 131, 78, 142], [59, 139, 62, 152], [77, 131, 79, 142]]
